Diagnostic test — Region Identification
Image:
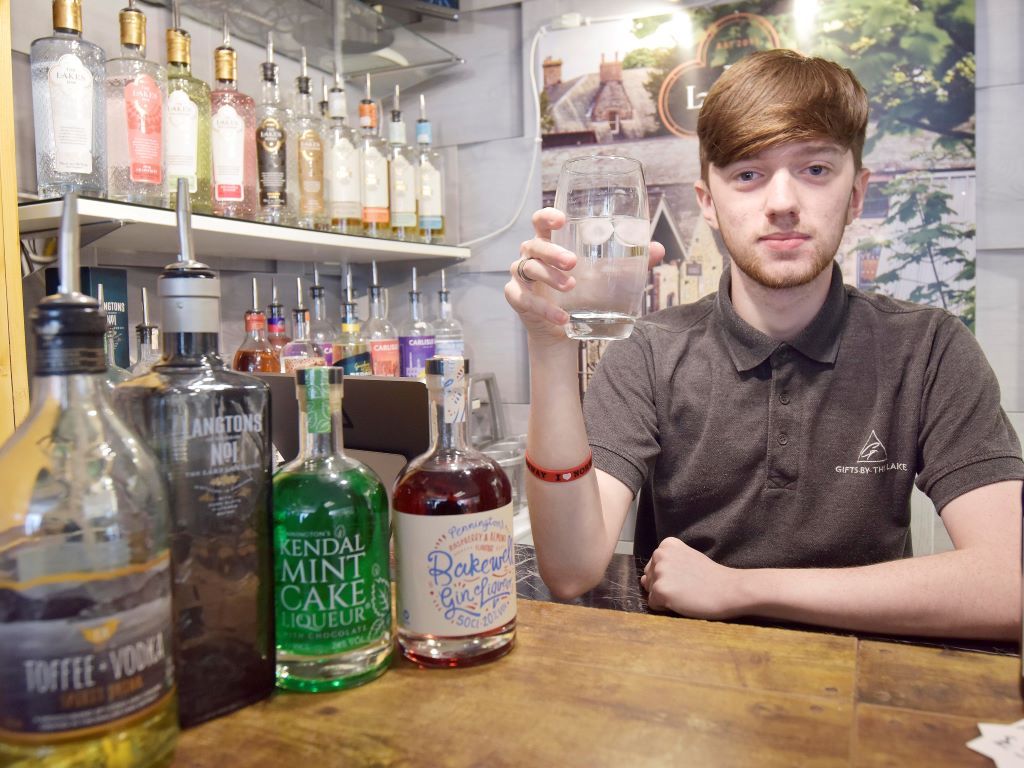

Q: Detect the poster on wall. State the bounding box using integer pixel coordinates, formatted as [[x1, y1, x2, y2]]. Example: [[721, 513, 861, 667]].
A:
[[538, 1, 975, 386]]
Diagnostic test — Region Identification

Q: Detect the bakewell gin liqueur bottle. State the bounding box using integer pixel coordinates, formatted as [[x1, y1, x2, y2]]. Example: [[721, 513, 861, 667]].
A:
[[30, 0, 107, 198], [287, 48, 326, 230], [105, 0, 166, 206], [114, 179, 274, 727], [432, 269, 464, 357], [255, 33, 291, 224], [210, 18, 257, 219], [273, 367, 393, 692], [360, 260, 399, 377], [326, 72, 362, 235], [416, 93, 446, 244], [397, 266, 435, 379], [0, 193, 177, 767], [387, 85, 417, 242], [393, 357, 517, 667], [164, 0, 211, 214], [233, 278, 281, 373]]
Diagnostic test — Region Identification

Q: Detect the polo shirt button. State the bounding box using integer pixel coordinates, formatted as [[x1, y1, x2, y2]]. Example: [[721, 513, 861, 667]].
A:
[[780, 392, 791, 405], [778, 432, 789, 445]]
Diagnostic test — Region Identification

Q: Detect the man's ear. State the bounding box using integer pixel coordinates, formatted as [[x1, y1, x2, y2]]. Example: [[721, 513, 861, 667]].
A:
[[694, 178, 720, 231], [846, 167, 871, 225]]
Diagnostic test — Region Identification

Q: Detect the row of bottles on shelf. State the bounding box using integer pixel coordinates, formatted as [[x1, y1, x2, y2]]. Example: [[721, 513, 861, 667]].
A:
[[30, 0, 447, 243], [0, 184, 513, 767]]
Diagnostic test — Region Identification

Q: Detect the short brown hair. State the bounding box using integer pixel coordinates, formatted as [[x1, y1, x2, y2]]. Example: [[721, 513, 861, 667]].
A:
[[697, 49, 869, 181]]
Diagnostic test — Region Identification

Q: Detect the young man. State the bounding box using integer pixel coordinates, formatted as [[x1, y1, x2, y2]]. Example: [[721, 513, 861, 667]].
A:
[[505, 49, 1023, 640]]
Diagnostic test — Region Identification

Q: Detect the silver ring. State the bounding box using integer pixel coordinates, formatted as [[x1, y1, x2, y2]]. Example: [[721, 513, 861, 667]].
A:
[[516, 256, 535, 284]]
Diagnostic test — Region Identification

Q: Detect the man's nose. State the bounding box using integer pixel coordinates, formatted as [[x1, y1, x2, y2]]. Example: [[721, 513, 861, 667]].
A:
[[764, 171, 799, 218]]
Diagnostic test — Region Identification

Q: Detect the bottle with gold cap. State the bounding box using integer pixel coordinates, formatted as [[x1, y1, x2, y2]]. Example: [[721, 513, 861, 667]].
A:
[[164, 0, 212, 214], [105, 0, 167, 207], [210, 16, 257, 220], [30, 0, 107, 198], [286, 47, 327, 230]]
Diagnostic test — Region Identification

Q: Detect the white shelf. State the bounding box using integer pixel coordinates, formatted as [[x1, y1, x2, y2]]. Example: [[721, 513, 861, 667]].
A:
[[17, 198, 470, 267]]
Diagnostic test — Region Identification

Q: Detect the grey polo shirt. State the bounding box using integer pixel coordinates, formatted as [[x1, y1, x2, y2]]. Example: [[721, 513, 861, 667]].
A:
[[583, 263, 1024, 567]]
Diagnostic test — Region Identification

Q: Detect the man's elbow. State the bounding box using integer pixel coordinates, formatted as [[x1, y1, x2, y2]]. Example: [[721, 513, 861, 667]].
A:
[[537, 564, 605, 601]]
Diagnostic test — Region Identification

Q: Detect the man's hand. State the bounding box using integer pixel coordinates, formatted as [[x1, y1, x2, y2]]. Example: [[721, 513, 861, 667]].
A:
[[505, 207, 665, 348], [640, 537, 745, 620]]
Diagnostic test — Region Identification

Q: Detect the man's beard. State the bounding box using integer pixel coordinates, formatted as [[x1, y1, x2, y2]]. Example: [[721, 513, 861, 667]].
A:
[[720, 231, 839, 288]]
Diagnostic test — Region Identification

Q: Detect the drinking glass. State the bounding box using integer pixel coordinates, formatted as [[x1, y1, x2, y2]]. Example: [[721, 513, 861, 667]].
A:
[[550, 155, 650, 341]]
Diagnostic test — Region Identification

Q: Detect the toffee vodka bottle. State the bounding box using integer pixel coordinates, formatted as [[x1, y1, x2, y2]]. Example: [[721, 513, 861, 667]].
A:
[[0, 193, 177, 766], [392, 357, 517, 667], [114, 179, 274, 727], [30, 0, 107, 198], [255, 33, 291, 224], [273, 367, 393, 692]]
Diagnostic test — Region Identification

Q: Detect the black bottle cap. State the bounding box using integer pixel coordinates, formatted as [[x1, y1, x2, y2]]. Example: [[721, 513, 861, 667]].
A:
[[425, 356, 469, 377], [297, 367, 343, 386]]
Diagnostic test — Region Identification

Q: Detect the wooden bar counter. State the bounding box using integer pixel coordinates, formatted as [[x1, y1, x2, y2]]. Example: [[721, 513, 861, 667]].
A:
[[174, 550, 1022, 767]]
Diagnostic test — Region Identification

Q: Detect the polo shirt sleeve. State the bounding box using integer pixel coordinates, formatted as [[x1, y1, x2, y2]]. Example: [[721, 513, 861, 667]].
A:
[[582, 326, 660, 496], [914, 314, 1024, 512]]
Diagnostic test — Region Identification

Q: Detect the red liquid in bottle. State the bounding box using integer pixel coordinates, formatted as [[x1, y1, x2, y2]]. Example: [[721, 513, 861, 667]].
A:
[[392, 359, 517, 667]]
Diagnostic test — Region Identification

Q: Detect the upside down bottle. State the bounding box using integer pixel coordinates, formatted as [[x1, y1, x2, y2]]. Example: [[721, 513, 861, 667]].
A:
[[392, 357, 516, 667]]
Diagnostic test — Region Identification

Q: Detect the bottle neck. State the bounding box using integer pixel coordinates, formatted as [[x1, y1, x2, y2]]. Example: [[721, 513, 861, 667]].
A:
[[369, 286, 385, 320], [30, 371, 107, 412], [342, 302, 358, 325], [120, 43, 144, 60], [311, 292, 327, 322], [216, 79, 238, 92], [298, 395, 345, 459], [438, 291, 452, 320], [103, 331, 118, 367], [409, 291, 422, 322], [52, 28, 82, 40], [161, 332, 222, 365], [429, 384, 469, 451], [168, 60, 192, 75], [136, 325, 159, 359], [296, 91, 314, 116], [260, 78, 280, 104], [245, 310, 269, 341], [292, 308, 310, 340]]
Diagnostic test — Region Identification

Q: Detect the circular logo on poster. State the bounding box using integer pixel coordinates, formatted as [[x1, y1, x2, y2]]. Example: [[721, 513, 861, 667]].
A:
[[658, 12, 782, 138]]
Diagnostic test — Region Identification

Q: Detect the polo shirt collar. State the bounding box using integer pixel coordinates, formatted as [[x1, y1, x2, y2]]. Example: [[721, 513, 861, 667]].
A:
[[716, 262, 848, 372]]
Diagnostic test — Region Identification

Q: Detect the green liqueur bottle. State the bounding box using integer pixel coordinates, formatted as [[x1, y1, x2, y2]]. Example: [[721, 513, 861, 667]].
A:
[[273, 367, 393, 691]]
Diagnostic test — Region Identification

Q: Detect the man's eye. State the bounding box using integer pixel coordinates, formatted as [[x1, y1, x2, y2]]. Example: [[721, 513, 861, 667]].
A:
[[737, 171, 758, 182], [807, 165, 828, 176]]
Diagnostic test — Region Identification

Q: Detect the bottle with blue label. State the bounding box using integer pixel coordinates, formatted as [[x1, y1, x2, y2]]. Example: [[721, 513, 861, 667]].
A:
[[415, 94, 445, 244], [398, 266, 435, 378]]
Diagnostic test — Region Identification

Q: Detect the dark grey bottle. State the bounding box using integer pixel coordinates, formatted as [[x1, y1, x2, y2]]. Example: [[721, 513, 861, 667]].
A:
[[115, 180, 274, 728]]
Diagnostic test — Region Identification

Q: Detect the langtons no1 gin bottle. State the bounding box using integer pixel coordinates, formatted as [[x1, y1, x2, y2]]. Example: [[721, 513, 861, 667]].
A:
[[30, 0, 107, 198], [114, 179, 274, 727], [273, 367, 393, 691], [393, 357, 516, 667], [105, 0, 165, 206], [0, 193, 177, 767]]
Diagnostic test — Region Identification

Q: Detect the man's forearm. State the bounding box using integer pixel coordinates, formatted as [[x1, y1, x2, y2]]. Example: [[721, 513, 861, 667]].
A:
[[525, 339, 621, 596], [740, 548, 1020, 640]]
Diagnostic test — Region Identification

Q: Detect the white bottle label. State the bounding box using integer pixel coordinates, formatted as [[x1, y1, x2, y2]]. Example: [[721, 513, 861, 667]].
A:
[[47, 54, 94, 174], [390, 154, 416, 219], [361, 146, 389, 210], [329, 137, 360, 219], [211, 104, 245, 201], [395, 504, 517, 637], [418, 160, 443, 217], [165, 89, 199, 193], [434, 337, 465, 357]]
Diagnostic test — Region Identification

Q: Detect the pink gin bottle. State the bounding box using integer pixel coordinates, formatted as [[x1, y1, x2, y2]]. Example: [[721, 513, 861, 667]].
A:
[[209, 18, 256, 219]]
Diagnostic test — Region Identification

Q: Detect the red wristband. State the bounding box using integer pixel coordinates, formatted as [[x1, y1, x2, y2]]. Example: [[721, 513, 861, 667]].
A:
[[525, 452, 594, 483]]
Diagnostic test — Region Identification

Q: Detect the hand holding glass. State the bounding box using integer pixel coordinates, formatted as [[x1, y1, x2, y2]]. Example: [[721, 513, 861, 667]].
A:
[[550, 155, 650, 341]]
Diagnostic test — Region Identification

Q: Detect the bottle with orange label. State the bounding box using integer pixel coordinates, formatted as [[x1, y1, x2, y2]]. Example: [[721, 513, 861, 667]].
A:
[[360, 260, 399, 376], [359, 74, 390, 238]]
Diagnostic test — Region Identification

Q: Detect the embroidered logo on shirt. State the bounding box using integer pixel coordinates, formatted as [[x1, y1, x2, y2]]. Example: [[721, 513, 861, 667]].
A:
[[835, 430, 909, 475], [857, 430, 888, 463]]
